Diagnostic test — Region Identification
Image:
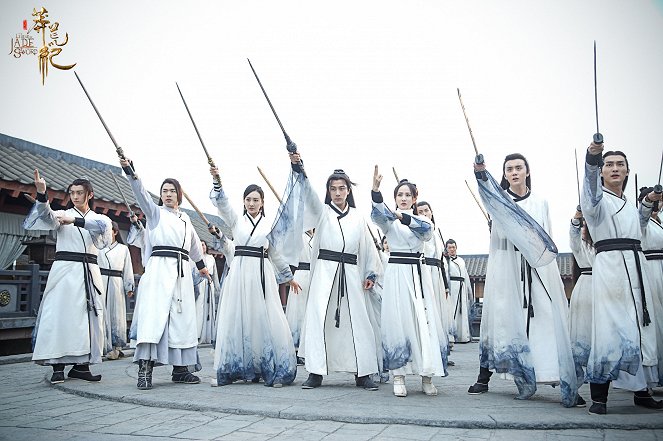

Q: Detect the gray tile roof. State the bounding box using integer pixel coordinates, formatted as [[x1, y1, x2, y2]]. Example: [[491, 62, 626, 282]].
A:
[[461, 252, 573, 279], [0, 133, 224, 246]]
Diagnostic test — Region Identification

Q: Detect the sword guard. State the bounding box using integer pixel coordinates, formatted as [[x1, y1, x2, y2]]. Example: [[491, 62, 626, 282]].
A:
[[576, 204, 582, 212], [654, 184, 662, 195], [593, 132, 603, 145], [286, 139, 298, 154], [475, 154, 484, 165]]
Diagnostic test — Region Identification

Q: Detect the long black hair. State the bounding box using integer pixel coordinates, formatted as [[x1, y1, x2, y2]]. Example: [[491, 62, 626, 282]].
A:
[[243, 184, 265, 216], [500, 153, 531, 190], [394, 179, 418, 214], [416, 200, 435, 224], [601, 151, 630, 191], [158, 178, 183, 206], [324, 169, 356, 208], [65, 178, 95, 209]]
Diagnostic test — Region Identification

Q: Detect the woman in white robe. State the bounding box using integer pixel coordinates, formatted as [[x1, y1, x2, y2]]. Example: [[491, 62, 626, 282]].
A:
[[99, 221, 134, 359], [371, 168, 446, 397], [568, 210, 595, 389], [210, 168, 299, 387], [469, 154, 577, 408], [271, 158, 381, 390], [121, 157, 209, 390], [25, 171, 112, 383]]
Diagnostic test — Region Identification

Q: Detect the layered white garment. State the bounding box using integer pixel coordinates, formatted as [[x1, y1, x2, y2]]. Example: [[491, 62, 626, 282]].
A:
[[128, 176, 204, 368], [193, 254, 220, 344], [211, 188, 296, 386], [25, 203, 112, 365], [371, 198, 446, 377], [582, 158, 659, 391], [99, 241, 134, 350], [568, 220, 595, 383], [421, 230, 453, 352], [639, 214, 663, 387], [476, 170, 577, 407], [285, 233, 313, 349], [448, 255, 474, 343]]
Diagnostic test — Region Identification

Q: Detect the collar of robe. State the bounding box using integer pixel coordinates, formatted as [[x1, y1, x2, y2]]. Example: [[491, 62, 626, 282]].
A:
[[163, 206, 183, 217], [246, 212, 264, 228], [73, 207, 90, 218], [450, 255, 457, 260], [507, 187, 530, 202], [328, 201, 350, 219], [602, 186, 626, 201]]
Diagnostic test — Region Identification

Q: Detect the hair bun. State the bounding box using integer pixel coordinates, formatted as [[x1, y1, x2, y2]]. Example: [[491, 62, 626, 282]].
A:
[[333, 169, 345, 174]]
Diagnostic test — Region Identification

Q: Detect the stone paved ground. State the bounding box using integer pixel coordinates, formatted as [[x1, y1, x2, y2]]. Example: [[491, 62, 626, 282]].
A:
[[1, 342, 661, 440]]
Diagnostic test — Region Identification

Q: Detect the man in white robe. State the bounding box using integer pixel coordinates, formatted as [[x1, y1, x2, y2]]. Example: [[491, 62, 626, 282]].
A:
[[467, 154, 578, 408], [25, 170, 112, 384], [446, 239, 474, 344], [582, 144, 662, 414], [273, 153, 381, 390]]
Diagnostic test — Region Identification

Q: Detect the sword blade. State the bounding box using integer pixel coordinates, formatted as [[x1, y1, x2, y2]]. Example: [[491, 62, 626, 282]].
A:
[[247, 59, 290, 143], [658, 150, 663, 185], [175, 82, 213, 165], [574, 149, 581, 206], [594, 41, 600, 135], [74, 71, 121, 153], [457, 88, 479, 156]]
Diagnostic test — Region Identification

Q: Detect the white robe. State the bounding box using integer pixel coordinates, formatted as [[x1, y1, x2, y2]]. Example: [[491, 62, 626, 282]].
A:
[[25, 203, 111, 365], [128, 176, 204, 367], [582, 158, 659, 391], [421, 231, 453, 352], [299, 192, 380, 376], [639, 214, 663, 387], [194, 254, 219, 344], [568, 220, 595, 383], [211, 188, 296, 386], [285, 233, 313, 349], [448, 255, 474, 343], [476, 171, 577, 407], [372, 199, 446, 377], [99, 241, 134, 350]]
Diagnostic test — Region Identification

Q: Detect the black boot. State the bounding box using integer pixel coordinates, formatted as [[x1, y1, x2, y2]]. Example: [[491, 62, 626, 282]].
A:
[[301, 373, 323, 389], [355, 375, 378, 391], [172, 366, 200, 384], [50, 364, 65, 384], [468, 367, 492, 394], [137, 360, 153, 390], [634, 390, 663, 410], [67, 364, 101, 382]]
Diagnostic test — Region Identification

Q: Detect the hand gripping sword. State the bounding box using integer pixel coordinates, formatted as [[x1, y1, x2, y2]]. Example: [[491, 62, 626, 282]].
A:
[[247, 59, 306, 177], [457, 88, 484, 165], [593, 41, 604, 145], [175, 82, 221, 186], [109, 172, 143, 230], [73, 71, 135, 177]]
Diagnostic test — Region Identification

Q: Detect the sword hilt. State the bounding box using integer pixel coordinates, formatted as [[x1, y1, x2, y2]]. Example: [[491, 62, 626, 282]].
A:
[[593, 133, 603, 145], [475, 154, 484, 165], [576, 204, 582, 212]]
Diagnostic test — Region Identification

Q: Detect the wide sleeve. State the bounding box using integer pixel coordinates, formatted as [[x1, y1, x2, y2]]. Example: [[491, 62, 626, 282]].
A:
[[209, 188, 238, 232], [580, 150, 603, 219], [121, 245, 135, 292], [476, 170, 557, 268], [370, 191, 397, 234], [23, 201, 60, 231], [639, 198, 655, 230], [569, 220, 582, 256], [188, 220, 205, 268], [127, 176, 160, 229], [267, 244, 294, 284], [83, 214, 113, 249], [403, 213, 433, 242], [268, 168, 322, 267]]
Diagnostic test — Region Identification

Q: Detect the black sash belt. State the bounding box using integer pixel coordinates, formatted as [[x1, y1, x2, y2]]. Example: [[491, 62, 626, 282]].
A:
[[151, 246, 189, 278], [297, 262, 310, 271], [643, 250, 663, 261], [449, 276, 465, 317], [450, 276, 464, 282], [234, 246, 268, 297], [318, 249, 358, 328], [100, 268, 123, 277], [389, 252, 425, 299], [579, 267, 592, 276], [595, 238, 650, 326], [55, 251, 101, 316], [424, 257, 441, 267]]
